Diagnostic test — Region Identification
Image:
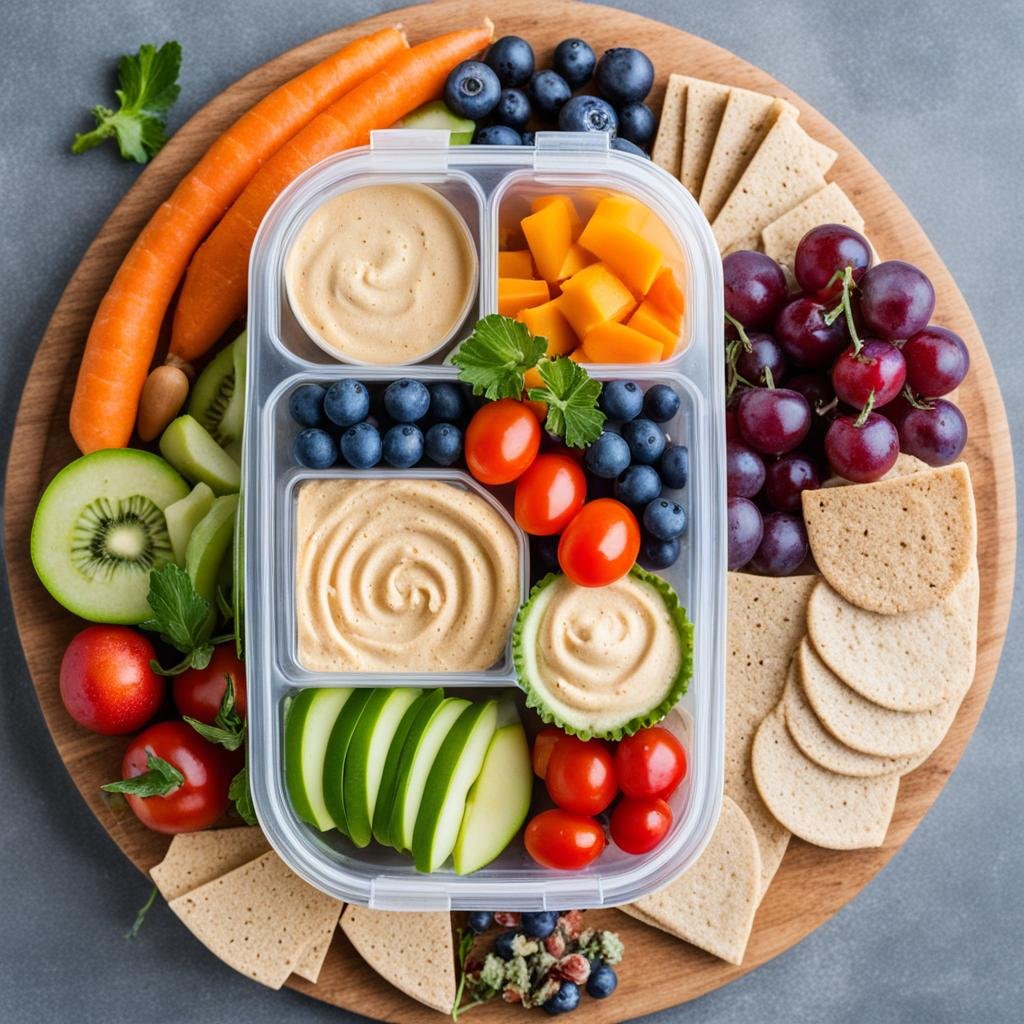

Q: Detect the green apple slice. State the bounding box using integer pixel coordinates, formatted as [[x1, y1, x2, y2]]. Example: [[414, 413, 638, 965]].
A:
[[453, 701, 532, 874], [390, 697, 470, 853], [393, 100, 475, 144], [159, 415, 241, 495], [321, 689, 374, 837], [342, 688, 422, 848], [412, 700, 498, 873], [372, 689, 444, 848], [284, 688, 352, 831], [184, 493, 238, 604], [163, 482, 215, 566]]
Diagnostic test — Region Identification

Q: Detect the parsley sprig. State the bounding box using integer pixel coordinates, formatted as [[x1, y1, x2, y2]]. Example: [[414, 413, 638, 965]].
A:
[[229, 767, 257, 826], [527, 358, 605, 448], [184, 676, 246, 751], [101, 752, 183, 798]]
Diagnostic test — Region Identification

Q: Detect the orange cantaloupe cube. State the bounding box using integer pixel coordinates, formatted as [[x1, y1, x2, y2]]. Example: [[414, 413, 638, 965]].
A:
[[568, 348, 589, 363], [498, 277, 550, 317], [531, 194, 583, 237], [517, 300, 578, 357], [578, 217, 664, 296], [556, 263, 636, 339], [499, 249, 535, 278], [590, 193, 649, 232], [556, 243, 596, 281], [522, 199, 576, 282], [582, 321, 665, 363], [628, 300, 680, 350], [647, 267, 685, 317]]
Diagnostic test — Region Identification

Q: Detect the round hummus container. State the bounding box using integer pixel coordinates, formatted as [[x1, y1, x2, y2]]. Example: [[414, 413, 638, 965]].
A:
[[243, 131, 726, 910]]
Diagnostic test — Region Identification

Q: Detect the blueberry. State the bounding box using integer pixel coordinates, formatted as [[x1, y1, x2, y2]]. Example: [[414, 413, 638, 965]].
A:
[[493, 88, 531, 132], [639, 533, 680, 571], [425, 422, 463, 466], [584, 431, 631, 479], [614, 464, 662, 507], [621, 418, 666, 464], [383, 379, 430, 423], [485, 36, 535, 87], [595, 48, 655, 106], [558, 95, 618, 136], [643, 498, 687, 540], [467, 911, 493, 934], [340, 421, 382, 469], [494, 930, 518, 960], [428, 381, 465, 423], [323, 379, 370, 427], [553, 38, 596, 89], [521, 130, 536, 146], [611, 137, 649, 158], [293, 428, 336, 469], [475, 124, 522, 145], [519, 911, 558, 938], [444, 60, 501, 120], [289, 383, 326, 427], [586, 963, 618, 999], [659, 444, 689, 489], [531, 534, 560, 578], [383, 424, 424, 468], [616, 102, 656, 148], [598, 379, 643, 421], [528, 70, 572, 121], [544, 981, 580, 1015], [642, 383, 681, 422]]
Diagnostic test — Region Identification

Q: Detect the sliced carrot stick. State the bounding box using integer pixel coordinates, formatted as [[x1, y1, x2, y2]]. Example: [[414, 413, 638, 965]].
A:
[[170, 22, 494, 364], [69, 27, 406, 454]]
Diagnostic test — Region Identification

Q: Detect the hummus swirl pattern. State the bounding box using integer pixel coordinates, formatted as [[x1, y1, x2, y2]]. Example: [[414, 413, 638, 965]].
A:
[[295, 478, 520, 673]]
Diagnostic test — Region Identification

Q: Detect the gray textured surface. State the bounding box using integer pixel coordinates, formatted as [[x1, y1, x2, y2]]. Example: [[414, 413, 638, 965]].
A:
[[1, 1, 1021, 1021]]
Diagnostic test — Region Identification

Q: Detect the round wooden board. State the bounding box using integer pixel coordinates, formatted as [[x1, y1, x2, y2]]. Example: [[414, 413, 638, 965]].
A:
[[3, 1, 1016, 1020]]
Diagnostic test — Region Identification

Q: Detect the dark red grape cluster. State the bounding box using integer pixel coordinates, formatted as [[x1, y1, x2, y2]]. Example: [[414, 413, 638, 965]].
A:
[[723, 224, 970, 575]]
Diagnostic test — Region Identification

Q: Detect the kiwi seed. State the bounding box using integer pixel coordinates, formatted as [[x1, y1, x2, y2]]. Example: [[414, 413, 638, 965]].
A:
[[70, 495, 174, 581]]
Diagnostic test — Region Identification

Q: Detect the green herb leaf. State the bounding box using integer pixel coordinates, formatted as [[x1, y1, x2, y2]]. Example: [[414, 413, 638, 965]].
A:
[[527, 358, 605, 447], [229, 767, 257, 826], [184, 676, 246, 751], [125, 885, 158, 940], [71, 41, 182, 163], [141, 564, 215, 673], [452, 315, 547, 400], [102, 752, 183, 798]]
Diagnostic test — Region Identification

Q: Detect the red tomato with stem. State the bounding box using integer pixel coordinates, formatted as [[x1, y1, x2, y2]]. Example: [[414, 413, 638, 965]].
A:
[[59, 626, 164, 735], [610, 796, 673, 854], [532, 727, 564, 780], [545, 735, 618, 814], [525, 809, 606, 869], [514, 453, 587, 536], [558, 499, 640, 587], [107, 721, 234, 834], [465, 399, 541, 485], [173, 643, 247, 724], [614, 726, 688, 799]]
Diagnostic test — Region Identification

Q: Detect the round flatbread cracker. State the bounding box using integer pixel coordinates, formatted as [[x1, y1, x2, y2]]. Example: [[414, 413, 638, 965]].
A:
[[797, 639, 960, 759], [752, 707, 899, 850], [782, 661, 919, 777], [806, 562, 978, 712]]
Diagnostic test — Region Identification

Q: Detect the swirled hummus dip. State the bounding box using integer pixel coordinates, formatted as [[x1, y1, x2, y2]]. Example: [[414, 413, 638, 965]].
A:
[[295, 478, 519, 672], [285, 184, 476, 364]]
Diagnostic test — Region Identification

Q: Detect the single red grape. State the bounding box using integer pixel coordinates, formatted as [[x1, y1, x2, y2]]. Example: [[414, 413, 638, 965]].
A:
[[727, 496, 763, 570], [725, 402, 739, 440], [775, 297, 849, 369], [902, 326, 969, 397], [858, 260, 935, 341], [726, 440, 766, 498], [748, 512, 809, 576], [898, 399, 967, 466], [763, 453, 821, 511], [831, 339, 907, 409], [824, 412, 900, 483], [723, 251, 788, 328], [736, 387, 812, 455], [785, 372, 836, 458], [794, 223, 872, 300], [735, 332, 786, 386]]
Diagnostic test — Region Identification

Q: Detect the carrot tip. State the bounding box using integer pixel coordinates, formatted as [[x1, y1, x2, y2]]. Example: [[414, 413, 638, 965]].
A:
[[482, 17, 495, 41], [393, 23, 409, 46]]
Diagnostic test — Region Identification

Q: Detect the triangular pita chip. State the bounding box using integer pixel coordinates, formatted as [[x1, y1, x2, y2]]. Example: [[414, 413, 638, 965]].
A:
[[652, 74, 689, 175], [150, 827, 270, 901], [680, 79, 731, 198], [293, 909, 342, 984]]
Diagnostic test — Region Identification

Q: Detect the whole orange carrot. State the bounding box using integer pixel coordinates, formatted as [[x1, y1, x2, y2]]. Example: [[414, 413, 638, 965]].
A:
[[170, 21, 493, 363], [69, 26, 407, 454]]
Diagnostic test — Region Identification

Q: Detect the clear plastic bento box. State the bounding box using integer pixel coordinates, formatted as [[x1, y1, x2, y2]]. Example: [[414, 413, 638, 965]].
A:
[[243, 130, 726, 910]]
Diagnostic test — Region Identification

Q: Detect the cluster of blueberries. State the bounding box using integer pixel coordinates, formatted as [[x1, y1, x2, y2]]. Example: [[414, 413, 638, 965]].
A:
[[289, 378, 468, 470], [446, 36, 656, 154]]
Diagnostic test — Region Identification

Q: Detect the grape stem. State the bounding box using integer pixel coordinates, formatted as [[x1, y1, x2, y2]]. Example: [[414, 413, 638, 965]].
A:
[[816, 396, 839, 416], [724, 312, 753, 352], [763, 365, 776, 390], [901, 384, 934, 410], [823, 266, 864, 354], [853, 390, 876, 428], [725, 339, 753, 398]]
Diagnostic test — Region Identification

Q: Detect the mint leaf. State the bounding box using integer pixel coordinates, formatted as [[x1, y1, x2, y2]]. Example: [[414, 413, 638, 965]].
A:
[[141, 564, 215, 674], [184, 676, 246, 751], [527, 358, 605, 447], [72, 41, 182, 163], [102, 752, 183, 798], [229, 767, 257, 826], [452, 315, 547, 400]]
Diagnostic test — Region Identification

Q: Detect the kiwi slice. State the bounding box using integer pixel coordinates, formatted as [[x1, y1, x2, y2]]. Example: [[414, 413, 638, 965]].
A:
[[31, 449, 189, 623], [188, 331, 247, 447]]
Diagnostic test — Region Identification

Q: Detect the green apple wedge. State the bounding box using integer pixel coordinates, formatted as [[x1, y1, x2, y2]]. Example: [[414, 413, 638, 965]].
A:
[[159, 415, 241, 495], [389, 697, 470, 853], [163, 482, 215, 566], [453, 700, 532, 874], [321, 689, 374, 837], [284, 688, 352, 831], [342, 688, 423, 848], [372, 689, 444, 848], [184, 494, 238, 604], [412, 700, 499, 874]]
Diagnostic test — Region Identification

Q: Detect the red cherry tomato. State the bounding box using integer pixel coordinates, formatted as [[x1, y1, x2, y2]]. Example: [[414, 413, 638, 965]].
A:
[[524, 809, 606, 869], [59, 626, 163, 735], [545, 735, 618, 814], [557, 499, 641, 587], [514, 453, 587, 536], [465, 398, 542, 485], [532, 726, 564, 780], [614, 726, 688, 800], [610, 796, 673, 854], [114, 721, 235, 834], [173, 643, 247, 724]]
